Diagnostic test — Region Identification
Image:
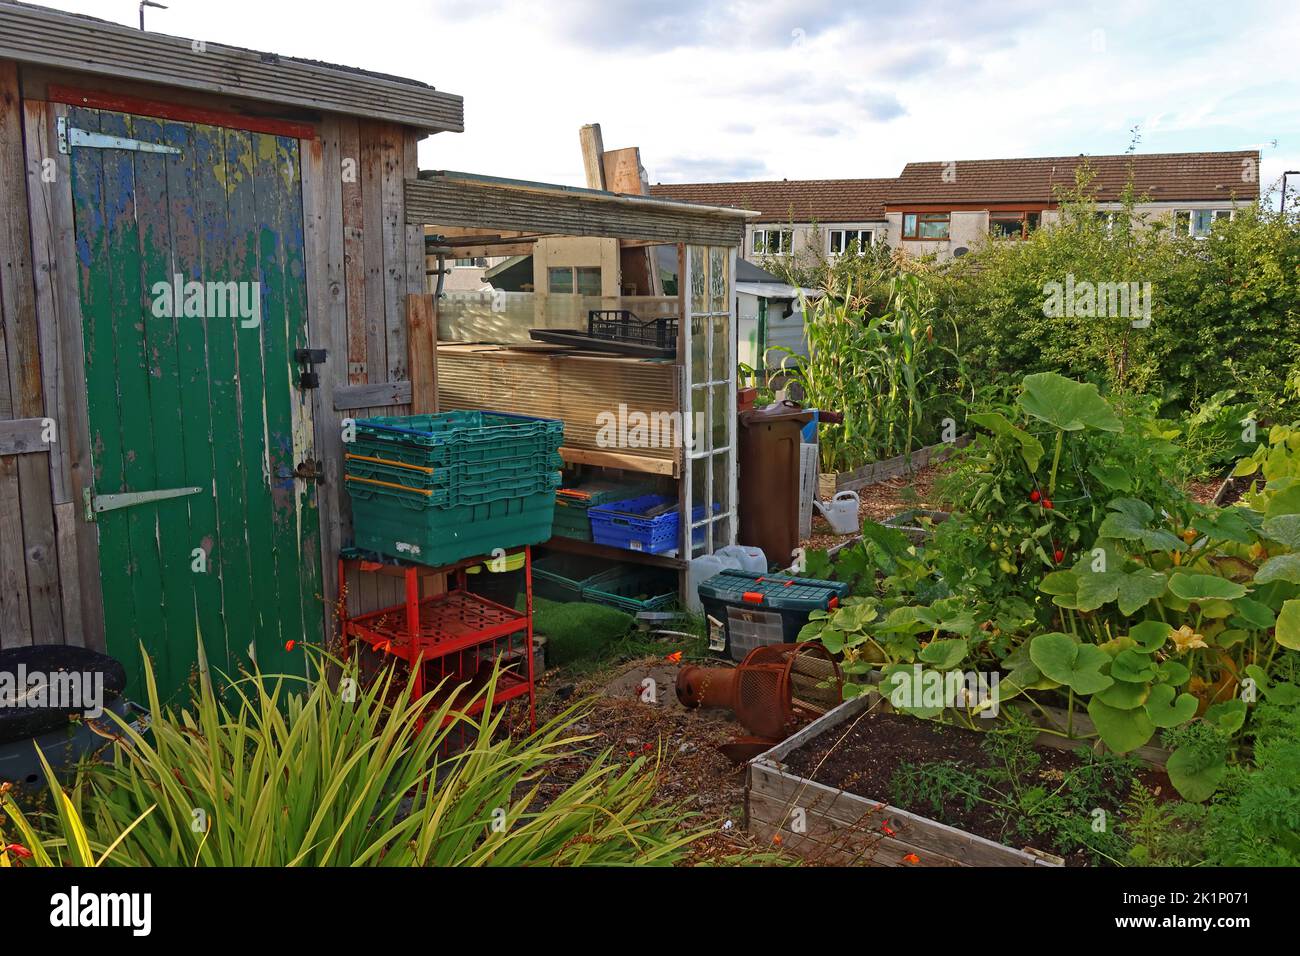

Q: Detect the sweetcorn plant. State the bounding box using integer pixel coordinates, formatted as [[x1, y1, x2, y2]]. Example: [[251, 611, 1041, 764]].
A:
[[779, 273, 968, 473], [1, 648, 703, 867]]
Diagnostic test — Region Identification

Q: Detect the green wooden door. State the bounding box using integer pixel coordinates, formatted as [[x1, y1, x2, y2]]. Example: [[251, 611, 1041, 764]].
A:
[[68, 107, 322, 701]]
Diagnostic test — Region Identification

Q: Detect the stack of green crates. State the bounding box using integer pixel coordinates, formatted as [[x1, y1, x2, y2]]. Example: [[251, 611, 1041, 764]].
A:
[[553, 478, 659, 542], [345, 411, 564, 566]]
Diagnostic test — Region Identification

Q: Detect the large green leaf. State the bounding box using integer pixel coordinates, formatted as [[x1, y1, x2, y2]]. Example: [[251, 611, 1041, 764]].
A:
[[1277, 599, 1300, 651], [1088, 462, 1132, 492], [1128, 620, 1173, 652], [1017, 372, 1122, 432], [1111, 649, 1157, 682], [1193, 507, 1258, 545], [968, 411, 1045, 471], [1260, 514, 1300, 549], [1074, 564, 1168, 615], [1255, 553, 1300, 585], [1230, 596, 1277, 631], [1096, 679, 1150, 709], [1143, 684, 1198, 728], [1029, 633, 1113, 694], [918, 637, 968, 670], [1204, 699, 1247, 734], [1167, 572, 1249, 602], [1166, 746, 1226, 802], [1265, 484, 1300, 520], [1087, 698, 1155, 753]]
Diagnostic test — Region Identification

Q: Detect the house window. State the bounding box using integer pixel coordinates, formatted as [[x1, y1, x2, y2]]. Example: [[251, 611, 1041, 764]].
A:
[[829, 229, 873, 255], [1173, 209, 1232, 237], [547, 266, 603, 294], [453, 257, 487, 267], [989, 212, 1040, 240], [901, 212, 950, 240], [576, 267, 602, 296], [752, 228, 792, 255], [547, 267, 573, 293]]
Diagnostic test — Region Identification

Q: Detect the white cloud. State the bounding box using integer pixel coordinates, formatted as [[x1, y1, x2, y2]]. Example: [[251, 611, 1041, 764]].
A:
[[29, 0, 1300, 205]]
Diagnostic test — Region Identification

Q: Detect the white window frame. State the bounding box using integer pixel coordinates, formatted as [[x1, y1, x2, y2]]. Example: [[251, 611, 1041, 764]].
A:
[[1172, 208, 1233, 238], [828, 229, 874, 255], [680, 245, 737, 558], [752, 228, 793, 256]]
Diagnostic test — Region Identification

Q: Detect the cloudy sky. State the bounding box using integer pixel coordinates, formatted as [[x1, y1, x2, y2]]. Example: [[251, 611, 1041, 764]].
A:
[[34, 0, 1300, 202]]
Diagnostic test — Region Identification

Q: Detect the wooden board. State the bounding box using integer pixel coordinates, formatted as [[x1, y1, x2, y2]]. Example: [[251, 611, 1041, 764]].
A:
[[818, 436, 971, 499], [406, 293, 436, 414]]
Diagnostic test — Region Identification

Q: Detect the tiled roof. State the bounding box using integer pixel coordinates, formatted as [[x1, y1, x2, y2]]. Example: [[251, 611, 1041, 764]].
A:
[[650, 152, 1260, 220], [649, 178, 893, 223], [889, 151, 1261, 204]]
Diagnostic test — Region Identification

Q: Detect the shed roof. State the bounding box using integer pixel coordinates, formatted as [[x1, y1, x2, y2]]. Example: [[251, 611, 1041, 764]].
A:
[[0, 0, 463, 133], [409, 170, 754, 247]]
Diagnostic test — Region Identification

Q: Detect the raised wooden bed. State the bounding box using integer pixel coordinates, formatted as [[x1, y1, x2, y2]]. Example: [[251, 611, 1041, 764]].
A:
[[746, 694, 1064, 867], [817, 436, 970, 499]]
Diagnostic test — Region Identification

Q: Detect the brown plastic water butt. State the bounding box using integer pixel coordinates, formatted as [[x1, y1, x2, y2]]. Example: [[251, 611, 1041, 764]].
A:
[[737, 401, 813, 570]]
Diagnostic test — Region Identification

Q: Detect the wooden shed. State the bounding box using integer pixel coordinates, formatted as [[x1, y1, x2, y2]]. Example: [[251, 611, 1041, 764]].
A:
[[0, 2, 751, 700], [0, 1, 460, 695]]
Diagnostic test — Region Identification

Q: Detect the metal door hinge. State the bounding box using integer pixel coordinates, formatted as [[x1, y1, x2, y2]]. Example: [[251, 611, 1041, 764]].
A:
[[57, 117, 182, 156], [84, 485, 202, 521]]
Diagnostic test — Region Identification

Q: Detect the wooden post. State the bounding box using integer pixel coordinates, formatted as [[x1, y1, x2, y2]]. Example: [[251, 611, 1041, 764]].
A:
[[579, 124, 606, 190], [406, 293, 437, 414]]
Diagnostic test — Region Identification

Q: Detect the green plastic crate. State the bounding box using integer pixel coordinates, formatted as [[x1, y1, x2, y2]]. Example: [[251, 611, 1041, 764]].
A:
[[552, 501, 595, 541], [345, 451, 562, 491], [551, 478, 659, 542], [583, 566, 678, 613], [353, 411, 563, 468], [350, 487, 557, 566], [531, 552, 611, 602], [346, 470, 561, 509]]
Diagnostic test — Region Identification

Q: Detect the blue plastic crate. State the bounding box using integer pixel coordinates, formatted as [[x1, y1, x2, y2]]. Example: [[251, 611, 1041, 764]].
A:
[[588, 494, 716, 555]]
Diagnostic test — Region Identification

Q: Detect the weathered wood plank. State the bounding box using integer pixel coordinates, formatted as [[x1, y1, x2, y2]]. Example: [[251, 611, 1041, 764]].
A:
[[1, 61, 60, 645], [406, 293, 436, 415], [35, 100, 103, 649], [303, 116, 348, 642], [359, 125, 387, 387], [378, 124, 408, 384], [333, 380, 412, 410], [339, 117, 367, 385], [0, 455, 30, 646], [0, 417, 49, 455]]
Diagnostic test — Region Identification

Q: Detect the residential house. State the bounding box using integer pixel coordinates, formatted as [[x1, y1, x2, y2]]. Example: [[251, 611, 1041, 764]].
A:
[[652, 150, 1261, 263]]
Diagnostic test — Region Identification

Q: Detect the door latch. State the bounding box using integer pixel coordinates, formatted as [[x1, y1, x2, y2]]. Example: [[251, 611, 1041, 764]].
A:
[[294, 348, 327, 389], [295, 459, 325, 483]]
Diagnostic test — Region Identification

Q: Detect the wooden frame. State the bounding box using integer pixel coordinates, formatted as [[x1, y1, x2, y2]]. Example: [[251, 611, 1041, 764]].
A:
[[901, 211, 951, 241], [48, 85, 317, 139], [746, 694, 1063, 867]]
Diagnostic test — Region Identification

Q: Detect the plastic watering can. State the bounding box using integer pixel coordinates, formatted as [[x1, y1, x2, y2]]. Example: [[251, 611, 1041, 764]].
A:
[[815, 490, 861, 535]]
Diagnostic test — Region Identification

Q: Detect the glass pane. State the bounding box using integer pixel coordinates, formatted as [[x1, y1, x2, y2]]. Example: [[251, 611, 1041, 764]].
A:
[[919, 216, 949, 240], [711, 384, 728, 448], [547, 267, 572, 293], [575, 267, 602, 295], [691, 451, 710, 517], [709, 247, 727, 313], [751, 230, 764, 254], [690, 246, 707, 313], [691, 384, 710, 454], [903, 213, 917, 238], [711, 314, 729, 381], [829, 230, 842, 254], [1192, 210, 1214, 236], [711, 450, 730, 522], [690, 316, 708, 386]]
